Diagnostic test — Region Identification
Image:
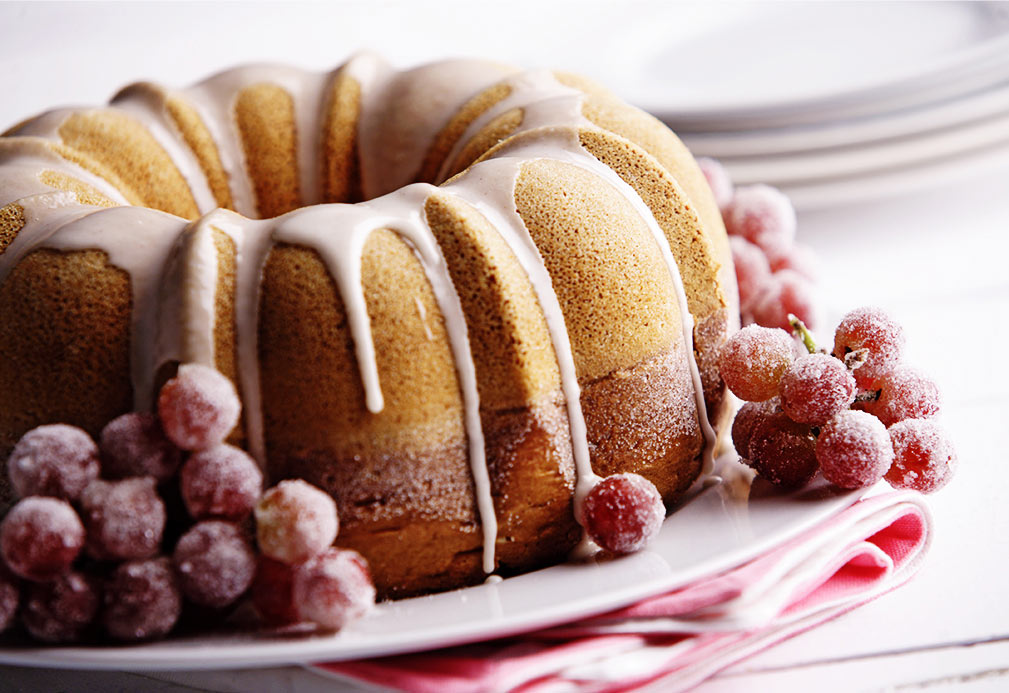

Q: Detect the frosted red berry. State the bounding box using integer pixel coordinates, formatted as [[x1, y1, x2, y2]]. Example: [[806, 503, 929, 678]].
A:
[[103, 557, 181, 641], [157, 363, 241, 451], [21, 571, 100, 643], [180, 444, 263, 521], [729, 236, 773, 312], [780, 353, 857, 425], [0, 564, 19, 633], [731, 398, 780, 460], [816, 410, 894, 489], [251, 556, 300, 626], [746, 411, 818, 488], [7, 424, 100, 501], [719, 325, 795, 402], [767, 242, 819, 281], [293, 548, 375, 631], [886, 419, 956, 494], [697, 157, 734, 211], [724, 184, 797, 250], [580, 473, 665, 554], [750, 270, 819, 331], [100, 412, 182, 482], [255, 480, 339, 565], [1, 496, 84, 582], [833, 307, 906, 387], [862, 365, 942, 427], [173, 520, 255, 608], [80, 477, 165, 561]]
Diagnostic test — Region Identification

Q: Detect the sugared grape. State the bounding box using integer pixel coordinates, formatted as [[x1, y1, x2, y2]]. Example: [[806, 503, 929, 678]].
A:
[[767, 242, 819, 281], [780, 353, 857, 425], [886, 419, 956, 494], [7, 424, 100, 501], [0, 564, 19, 633], [80, 478, 165, 561], [255, 480, 339, 565], [731, 398, 780, 460], [833, 307, 905, 387], [172, 521, 255, 608], [750, 270, 819, 331], [100, 412, 182, 482], [180, 444, 263, 521], [21, 571, 100, 643], [729, 236, 773, 311], [1, 497, 84, 582], [746, 411, 818, 488], [724, 184, 797, 250], [293, 548, 375, 631], [718, 325, 795, 402], [816, 410, 893, 489], [580, 473, 665, 554], [103, 557, 181, 641], [697, 157, 734, 211], [157, 363, 241, 451], [862, 365, 942, 427], [251, 556, 300, 626]]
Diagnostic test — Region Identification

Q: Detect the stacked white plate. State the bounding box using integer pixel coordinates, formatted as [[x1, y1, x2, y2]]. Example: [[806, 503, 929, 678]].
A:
[[606, 2, 1009, 210]]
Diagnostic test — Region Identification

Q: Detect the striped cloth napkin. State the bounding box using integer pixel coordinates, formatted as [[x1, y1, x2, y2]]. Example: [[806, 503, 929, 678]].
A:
[[313, 490, 931, 692]]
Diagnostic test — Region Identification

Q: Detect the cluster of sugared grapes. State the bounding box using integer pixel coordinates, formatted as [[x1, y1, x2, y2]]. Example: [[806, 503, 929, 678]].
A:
[[720, 308, 956, 494], [0, 363, 374, 644], [698, 157, 819, 331]]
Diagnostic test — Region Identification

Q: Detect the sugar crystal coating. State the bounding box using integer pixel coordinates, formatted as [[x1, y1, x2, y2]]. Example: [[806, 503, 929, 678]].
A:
[[0, 496, 84, 581], [251, 556, 300, 625], [157, 363, 241, 451], [731, 398, 781, 460], [833, 307, 906, 387], [729, 236, 772, 312], [100, 412, 182, 482], [103, 557, 181, 641], [724, 184, 797, 250], [750, 270, 818, 331], [0, 564, 19, 633], [780, 353, 857, 425], [863, 365, 942, 427], [887, 419, 957, 494], [747, 411, 818, 488], [80, 477, 165, 561], [7, 424, 100, 501], [173, 520, 256, 608], [581, 473, 665, 554], [293, 548, 375, 631], [817, 410, 894, 489], [22, 571, 100, 643], [181, 444, 263, 521], [697, 157, 734, 211], [719, 325, 795, 402], [255, 480, 339, 565], [767, 242, 819, 280]]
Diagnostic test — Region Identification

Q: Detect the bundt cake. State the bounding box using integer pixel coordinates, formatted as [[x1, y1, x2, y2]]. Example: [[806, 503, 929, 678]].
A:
[[0, 54, 738, 598]]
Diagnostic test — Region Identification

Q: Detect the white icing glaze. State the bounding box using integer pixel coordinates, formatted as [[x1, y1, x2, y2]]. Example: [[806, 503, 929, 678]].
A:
[[0, 137, 130, 208], [0, 58, 728, 580]]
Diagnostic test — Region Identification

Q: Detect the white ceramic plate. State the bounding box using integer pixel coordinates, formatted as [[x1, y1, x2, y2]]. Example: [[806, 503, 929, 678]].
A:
[[0, 458, 868, 671]]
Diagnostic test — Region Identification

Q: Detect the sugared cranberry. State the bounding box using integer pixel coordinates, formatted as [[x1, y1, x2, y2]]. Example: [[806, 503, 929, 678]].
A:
[[255, 480, 339, 565], [0, 497, 84, 582], [103, 557, 181, 641], [862, 365, 942, 427], [780, 353, 857, 425], [750, 270, 819, 331], [100, 412, 182, 482], [7, 424, 100, 501], [173, 521, 255, 608], [697, 157, 734, 211], [886, 419, 957, 494], [718, 325, 795, 402], [729, 236, 773, 312], [580, 473, 665, 554], [80, 478, 165, 561], [0, 564, 19, 633], [833, 307, 905, 388], [251, 556, 300, 626], [21, 571, 100, 643], [724, 184, 796, 251], [746, 411, 818, 488], [293, 548, 375, 631], [816, 410, 893, 489], [157, 363, 241, 451], [731, 398, 781, 460], [180, 444, 263, 521]]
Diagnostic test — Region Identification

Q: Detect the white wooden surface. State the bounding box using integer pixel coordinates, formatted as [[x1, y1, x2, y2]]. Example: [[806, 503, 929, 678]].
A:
[[1, 2, 1007, 690]]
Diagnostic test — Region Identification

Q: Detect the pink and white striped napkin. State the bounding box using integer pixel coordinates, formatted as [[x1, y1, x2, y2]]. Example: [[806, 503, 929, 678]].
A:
[[313, 491, 931, 692]]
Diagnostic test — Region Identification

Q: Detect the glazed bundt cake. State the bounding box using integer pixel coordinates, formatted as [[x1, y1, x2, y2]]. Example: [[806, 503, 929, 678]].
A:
[[0, 55, 737, 598]]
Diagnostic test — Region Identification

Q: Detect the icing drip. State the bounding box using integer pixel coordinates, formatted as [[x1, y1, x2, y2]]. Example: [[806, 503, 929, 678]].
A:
[[276, 186, 496, 574], [0, 138, 130, 207]]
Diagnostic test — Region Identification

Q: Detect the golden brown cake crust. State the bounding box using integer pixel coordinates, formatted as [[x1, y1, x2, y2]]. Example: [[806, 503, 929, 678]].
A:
[[235, 84, 302, 217], [321, 66, 363, 204]]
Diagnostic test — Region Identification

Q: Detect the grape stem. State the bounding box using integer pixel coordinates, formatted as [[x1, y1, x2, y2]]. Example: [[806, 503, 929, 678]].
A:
[[788, 314, 817, 354]]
